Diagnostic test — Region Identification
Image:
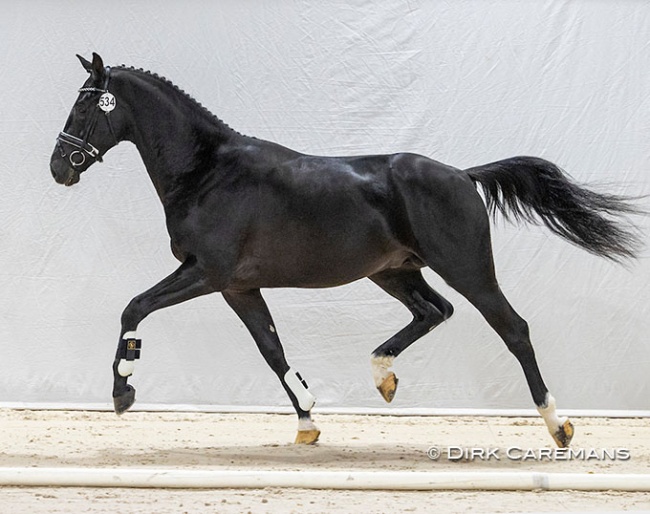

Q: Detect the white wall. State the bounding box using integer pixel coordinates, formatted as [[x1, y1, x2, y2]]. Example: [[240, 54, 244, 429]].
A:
[[1, 0, 648, 412]]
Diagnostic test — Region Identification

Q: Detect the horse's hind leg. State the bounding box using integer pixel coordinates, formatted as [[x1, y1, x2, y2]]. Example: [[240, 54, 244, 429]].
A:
[[394, 164, 573, 446], [114, 256, 213, 414], [222, 288, 320, 445], [369, 269, 454, 403], [455, 278, 573, 447], [428, 245, 574, 447]]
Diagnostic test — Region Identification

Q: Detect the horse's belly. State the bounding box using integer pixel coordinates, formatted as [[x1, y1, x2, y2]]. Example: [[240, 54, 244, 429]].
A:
[[230, 244, 417, 289]]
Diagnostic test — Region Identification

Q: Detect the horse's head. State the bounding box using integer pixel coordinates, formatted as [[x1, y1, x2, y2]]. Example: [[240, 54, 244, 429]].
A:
[[50, 52, 121, 186]]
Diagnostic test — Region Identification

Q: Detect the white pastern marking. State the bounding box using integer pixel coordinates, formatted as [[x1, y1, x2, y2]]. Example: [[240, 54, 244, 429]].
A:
[[284, 369, 316, 411], [123, 331, 137, 339], [371, 355, 395, 388], [298, 418, 319, 432], [537, 393, 567, 433], [117, 359, 135, 377]]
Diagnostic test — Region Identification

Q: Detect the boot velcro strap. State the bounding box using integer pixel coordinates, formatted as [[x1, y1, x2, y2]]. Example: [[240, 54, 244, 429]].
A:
[[118, 338, 142, 361]]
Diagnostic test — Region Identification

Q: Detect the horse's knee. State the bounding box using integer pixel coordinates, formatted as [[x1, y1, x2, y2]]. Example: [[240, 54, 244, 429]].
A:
[[438, 297, 454, 320], [121, 296, 147, 329], [256, 339, 288, 373]]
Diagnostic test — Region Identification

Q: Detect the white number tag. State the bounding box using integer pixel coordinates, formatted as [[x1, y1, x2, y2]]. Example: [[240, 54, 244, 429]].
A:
[[98, 92, 116, 112]]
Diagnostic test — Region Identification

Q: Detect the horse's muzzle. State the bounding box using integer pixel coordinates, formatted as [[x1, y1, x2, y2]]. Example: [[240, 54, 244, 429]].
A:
[[50, 156, 80, 186]]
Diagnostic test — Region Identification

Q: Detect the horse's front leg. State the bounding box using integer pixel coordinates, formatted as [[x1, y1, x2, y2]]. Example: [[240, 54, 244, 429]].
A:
[[222, 288, 320, 445], [113, 256, 212, 414]]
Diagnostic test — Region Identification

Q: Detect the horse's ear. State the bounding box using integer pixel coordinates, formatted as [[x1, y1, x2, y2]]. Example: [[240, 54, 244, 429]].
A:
[[90, 52, 106, 83], [77, 54, 93, 73]]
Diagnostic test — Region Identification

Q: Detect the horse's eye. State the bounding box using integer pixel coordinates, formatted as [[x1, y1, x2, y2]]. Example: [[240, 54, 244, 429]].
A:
[[77, 104, 88, 114]]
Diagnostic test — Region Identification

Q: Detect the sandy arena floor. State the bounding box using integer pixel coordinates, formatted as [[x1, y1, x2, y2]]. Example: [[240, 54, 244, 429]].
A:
[[0, 409, 648, 513]]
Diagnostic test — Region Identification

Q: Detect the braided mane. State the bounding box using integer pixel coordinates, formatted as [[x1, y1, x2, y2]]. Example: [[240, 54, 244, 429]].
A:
[[115, 65, 241, 135]]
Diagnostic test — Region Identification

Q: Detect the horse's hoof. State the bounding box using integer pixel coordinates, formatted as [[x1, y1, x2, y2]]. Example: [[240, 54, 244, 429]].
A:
[[113, 385, 136, 415], [377, 372, 398, 403], [552, 419, 575, 448], [295, 429, 320, 445]]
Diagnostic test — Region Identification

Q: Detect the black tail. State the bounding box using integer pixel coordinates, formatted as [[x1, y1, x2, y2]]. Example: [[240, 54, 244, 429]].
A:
[[465, 156, 643, 262]]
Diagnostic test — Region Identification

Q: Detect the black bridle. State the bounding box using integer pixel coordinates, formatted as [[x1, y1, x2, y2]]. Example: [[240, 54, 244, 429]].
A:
[[56, 67, 119, 168]]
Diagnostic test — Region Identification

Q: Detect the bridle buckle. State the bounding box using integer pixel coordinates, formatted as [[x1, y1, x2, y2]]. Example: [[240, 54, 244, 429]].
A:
[[56, 131, 103, 168]]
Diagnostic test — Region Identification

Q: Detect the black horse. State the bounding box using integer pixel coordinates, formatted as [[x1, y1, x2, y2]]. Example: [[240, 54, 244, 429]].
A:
[[51, 53, 641, 446]]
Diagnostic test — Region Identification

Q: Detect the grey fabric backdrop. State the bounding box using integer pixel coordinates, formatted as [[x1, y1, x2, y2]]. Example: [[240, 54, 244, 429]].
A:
[[1, 0, 648, 412]]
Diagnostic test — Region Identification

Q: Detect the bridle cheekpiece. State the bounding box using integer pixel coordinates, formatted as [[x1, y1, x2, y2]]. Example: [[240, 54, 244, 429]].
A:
[[56, 66, 118, 168]]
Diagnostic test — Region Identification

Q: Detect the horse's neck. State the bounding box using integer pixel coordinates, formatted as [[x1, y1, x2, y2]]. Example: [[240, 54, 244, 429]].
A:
[[118, 73, 233, 203]]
